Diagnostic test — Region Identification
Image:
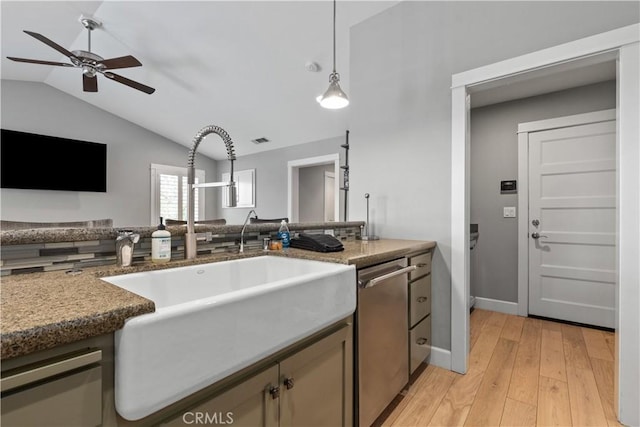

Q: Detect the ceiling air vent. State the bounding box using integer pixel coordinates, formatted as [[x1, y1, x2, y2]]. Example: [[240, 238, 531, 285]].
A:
[[252, 137, 270, 144]]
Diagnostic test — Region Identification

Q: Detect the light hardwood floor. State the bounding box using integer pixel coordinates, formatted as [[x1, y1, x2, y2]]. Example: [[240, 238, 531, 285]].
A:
[[383, 309, 620, 427]]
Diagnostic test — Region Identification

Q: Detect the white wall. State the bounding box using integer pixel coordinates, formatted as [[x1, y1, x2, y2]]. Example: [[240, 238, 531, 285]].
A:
[[470, 80, 617, 303], [1, 80, 218, 227], [349, 1, 639, 350], [215, 135, 345, 224]]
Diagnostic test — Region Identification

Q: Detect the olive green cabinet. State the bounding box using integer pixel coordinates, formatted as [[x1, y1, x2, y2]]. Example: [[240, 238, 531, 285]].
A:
[[407, 250, 432, 375], [280, 323, 351, 426], [1, 349, 103, 427], [160, 365, 279, 427], [161, 323, 353, 427], [1, 319, 352, 427]]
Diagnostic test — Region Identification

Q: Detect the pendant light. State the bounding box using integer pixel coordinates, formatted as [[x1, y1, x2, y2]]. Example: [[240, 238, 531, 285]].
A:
[[318, 0, 349, 109]]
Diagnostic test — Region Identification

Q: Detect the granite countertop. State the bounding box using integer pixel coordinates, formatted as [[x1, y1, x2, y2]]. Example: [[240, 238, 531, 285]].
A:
[[0, 239, 435, 360], [281, 239, 436, 269], [0, 221, 365, 245]]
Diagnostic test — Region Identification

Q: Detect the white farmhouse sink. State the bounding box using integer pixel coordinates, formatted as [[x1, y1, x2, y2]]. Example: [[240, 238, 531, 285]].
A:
[[102, 255, 356, 421]]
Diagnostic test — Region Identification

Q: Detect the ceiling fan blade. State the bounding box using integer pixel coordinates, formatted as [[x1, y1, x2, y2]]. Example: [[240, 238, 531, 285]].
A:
[[6, 56, 74, 67], [103, 72, 155, 94], [23, 30, 78, 60], [83, 74, 98, 92], [100, 55, 142, 70]]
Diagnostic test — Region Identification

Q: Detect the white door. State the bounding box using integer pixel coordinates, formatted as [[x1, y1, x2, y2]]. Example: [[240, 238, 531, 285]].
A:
[[528, 118, 616, 328], [324, 171, 335, 222]]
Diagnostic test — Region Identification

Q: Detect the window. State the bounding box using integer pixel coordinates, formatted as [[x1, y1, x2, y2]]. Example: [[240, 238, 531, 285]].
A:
[[222, 169, 256, 208], [150, 164, 205, 225]]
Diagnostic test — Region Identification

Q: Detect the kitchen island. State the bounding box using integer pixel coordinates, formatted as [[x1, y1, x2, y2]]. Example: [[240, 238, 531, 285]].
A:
[[1, 236, 434, 426], [1, 239, 435, 360]]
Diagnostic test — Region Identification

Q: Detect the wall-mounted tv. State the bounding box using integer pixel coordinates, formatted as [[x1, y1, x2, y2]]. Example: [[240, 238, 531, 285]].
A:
[[1, 129, 107, 192]]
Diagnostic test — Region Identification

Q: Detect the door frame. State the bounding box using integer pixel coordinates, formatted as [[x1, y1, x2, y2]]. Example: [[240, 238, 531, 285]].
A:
[[451, 24, 639, 425], [287, 154, 340, 223], [516, 109, 617, 317]]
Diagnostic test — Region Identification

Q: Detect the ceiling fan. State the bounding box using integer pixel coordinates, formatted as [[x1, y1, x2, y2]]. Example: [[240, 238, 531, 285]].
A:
[[6, 17, 155, 95]]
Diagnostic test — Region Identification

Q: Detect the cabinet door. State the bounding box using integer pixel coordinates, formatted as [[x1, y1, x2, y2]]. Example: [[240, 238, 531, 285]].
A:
[[410, 315, 431, 374], [409, 275, 431, 328], [279, 324, 352, 427], [160, 365, 279, 427]]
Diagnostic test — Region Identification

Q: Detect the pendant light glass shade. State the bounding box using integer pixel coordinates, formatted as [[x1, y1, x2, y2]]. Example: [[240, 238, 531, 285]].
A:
[[319, 72, 349, 109], [318, 0, 349, 109]]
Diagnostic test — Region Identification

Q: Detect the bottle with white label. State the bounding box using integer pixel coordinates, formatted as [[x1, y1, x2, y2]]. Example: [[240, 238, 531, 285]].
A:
[[151, 217, 171, 263]]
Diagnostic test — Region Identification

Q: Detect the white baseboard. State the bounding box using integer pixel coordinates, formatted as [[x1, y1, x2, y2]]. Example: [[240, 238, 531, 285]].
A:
[[474, 297, 518, 315], [427, 299, 516, 374], [427, 346, 451, 370]]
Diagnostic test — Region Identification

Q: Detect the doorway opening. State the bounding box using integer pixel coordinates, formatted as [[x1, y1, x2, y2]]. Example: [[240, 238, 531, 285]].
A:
[[469, 82, 617, 319], [287, 154, 340, 223], [451, 24, 639, 425]]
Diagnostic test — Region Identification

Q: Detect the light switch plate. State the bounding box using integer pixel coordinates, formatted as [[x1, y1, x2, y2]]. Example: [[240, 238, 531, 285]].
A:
[[504, 206, 517, 218]]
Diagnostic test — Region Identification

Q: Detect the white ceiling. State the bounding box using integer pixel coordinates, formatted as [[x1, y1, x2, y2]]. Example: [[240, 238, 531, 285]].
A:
[[1, 1, 398, 160]]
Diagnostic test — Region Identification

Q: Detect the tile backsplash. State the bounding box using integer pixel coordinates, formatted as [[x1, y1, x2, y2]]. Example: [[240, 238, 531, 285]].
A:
[[0, 225, 361, 276]]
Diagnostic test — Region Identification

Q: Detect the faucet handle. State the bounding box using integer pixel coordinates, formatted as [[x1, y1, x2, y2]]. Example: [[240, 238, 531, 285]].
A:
[[117, 230, 140, 243], [117, 229, 132, 240]]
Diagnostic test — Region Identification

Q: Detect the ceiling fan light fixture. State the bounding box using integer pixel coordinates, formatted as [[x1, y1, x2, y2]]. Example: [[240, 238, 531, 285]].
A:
[[82, 65, 96, 77], [319, 0, 349, 110]]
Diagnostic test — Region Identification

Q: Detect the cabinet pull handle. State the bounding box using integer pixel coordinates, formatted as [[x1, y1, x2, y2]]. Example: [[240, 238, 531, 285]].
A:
[[417, 296, 428, 303], [284, 377, 295, 390], [1, 349, 101, 393], [269, 385, 280, 399], [416, 337, 429, 346], [415, 263, 427, 268], [363, 265, 417, 288]]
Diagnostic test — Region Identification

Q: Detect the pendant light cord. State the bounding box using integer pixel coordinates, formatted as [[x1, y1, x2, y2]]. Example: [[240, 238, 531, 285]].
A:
[[332, 0, 337, 74], [318, 0, 348, 108]]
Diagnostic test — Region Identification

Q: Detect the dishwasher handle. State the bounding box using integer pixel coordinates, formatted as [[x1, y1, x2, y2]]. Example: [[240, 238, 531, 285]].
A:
[[359, 265, 417, 289]]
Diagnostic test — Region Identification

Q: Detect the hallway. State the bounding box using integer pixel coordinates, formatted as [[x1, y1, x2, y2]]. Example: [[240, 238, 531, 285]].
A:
[[384, 309, 618, 426]]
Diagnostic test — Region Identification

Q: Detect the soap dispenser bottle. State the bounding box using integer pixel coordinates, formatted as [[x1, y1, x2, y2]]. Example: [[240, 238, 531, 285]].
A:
[[278, 220, 290, 249], [151, 217, 171, 263]]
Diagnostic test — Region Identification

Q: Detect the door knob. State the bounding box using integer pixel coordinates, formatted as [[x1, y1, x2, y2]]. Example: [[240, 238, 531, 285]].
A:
[[531, 232, 548, 239]]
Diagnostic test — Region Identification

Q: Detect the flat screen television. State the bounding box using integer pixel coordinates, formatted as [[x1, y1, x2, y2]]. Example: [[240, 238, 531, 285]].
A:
[[1, 129, 107, 192]]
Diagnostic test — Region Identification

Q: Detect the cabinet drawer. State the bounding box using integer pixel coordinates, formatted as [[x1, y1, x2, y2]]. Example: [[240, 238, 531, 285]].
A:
[[409, 316, 431, 374], [409, 275, 431, 327], [1, 365, 102, 426], [409, 252, 431, 280]]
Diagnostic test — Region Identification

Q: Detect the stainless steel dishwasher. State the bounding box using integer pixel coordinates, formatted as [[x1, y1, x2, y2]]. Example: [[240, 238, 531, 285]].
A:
[[356, 258, 416, 427]]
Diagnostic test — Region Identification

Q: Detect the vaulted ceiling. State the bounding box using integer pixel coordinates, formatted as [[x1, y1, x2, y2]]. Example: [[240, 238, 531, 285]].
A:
[[1, 1, 398, 160]]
